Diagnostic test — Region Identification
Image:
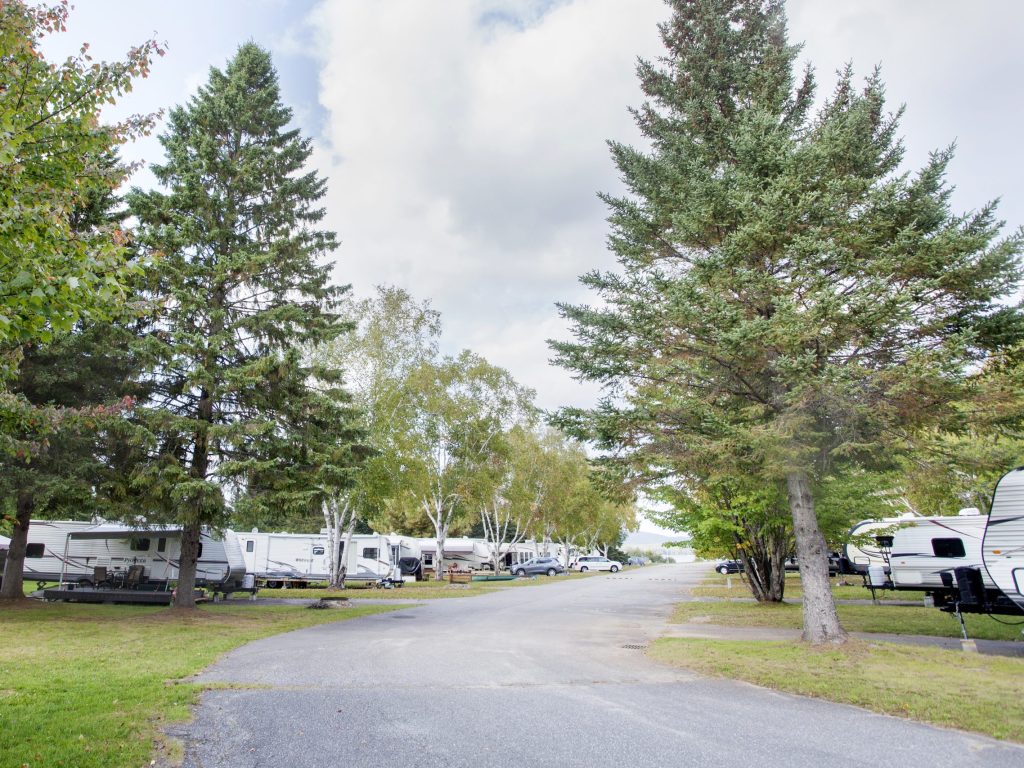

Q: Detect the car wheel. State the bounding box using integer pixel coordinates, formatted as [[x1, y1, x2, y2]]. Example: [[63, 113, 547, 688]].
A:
[[546, 568, 556, 576], [515, 569, 526, 577], [610, 565, 619, 573], [716, 566, 728, 575], [580, 566, 588, 572]]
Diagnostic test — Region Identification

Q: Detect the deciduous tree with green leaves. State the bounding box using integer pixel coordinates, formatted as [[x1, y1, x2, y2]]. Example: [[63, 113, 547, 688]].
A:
[[390, 351, 534, 579], [0, 157, 149, 600], [0, 1, 159, 379], [552, 0, 1022, 643], [311, 286, 444, 583], [128, 44, 347, 607]]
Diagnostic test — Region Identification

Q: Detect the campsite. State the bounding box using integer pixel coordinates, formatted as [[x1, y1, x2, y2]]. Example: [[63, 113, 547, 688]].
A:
[[3, 0, 1024, 766]]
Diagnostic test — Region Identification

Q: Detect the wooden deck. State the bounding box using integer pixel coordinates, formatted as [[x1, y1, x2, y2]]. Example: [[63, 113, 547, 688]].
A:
[[41, 587, 204, 605]]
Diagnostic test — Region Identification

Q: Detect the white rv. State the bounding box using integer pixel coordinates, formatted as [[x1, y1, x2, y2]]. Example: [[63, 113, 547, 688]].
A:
[[981, 467, 1024, 613], [418, 537, 492, 571], [235, 530, 422, 585], [234, 531, 331, 587], [887, 513, 989, 594], [21, 520, 247, 594], [344, 533, 421, 582]]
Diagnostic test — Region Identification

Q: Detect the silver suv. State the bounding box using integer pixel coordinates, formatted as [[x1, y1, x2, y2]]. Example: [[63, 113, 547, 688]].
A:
[[572, 556, 621, 573], [510, 557, 565, 577]]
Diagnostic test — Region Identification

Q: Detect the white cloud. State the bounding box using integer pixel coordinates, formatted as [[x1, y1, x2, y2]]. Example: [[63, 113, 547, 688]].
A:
[[310, 0, 668, 410]]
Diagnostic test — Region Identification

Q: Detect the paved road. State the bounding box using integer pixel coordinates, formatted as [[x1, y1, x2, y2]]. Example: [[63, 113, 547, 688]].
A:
[[172, 563, 1023, 767]]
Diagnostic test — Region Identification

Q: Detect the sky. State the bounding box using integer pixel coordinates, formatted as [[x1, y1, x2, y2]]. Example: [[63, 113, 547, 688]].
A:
[[47, 1, 1024, 532]]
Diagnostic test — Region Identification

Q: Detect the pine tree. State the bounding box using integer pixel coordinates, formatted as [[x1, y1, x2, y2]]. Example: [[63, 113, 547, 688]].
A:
[[551, 0, 1022, 643], [128, 44, 348, 608]]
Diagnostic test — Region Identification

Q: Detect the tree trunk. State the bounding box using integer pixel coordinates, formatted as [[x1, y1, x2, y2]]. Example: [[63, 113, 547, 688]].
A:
[[787, 471, 846, 644], [433, 524, 447, 581], [173, 521, 202, 608], [0, 490, 34, 600], [735, 515, 789, 603], [176, 390, 212, 609], [338, 513, 358, 589]]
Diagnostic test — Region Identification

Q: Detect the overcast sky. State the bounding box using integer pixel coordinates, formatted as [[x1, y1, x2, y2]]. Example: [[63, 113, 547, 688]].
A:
[[48, 1, 1024, 530]]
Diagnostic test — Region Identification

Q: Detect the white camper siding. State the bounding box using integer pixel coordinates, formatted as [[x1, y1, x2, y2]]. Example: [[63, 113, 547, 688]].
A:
[[22, 521, 105, 581], [983, 467, 1024, 611], [889, 516, 990, 591]]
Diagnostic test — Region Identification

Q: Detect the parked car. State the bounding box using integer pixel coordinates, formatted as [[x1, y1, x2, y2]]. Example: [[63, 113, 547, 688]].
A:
[[627, 556, 648, 566], [510, 557, 565, 577], [715, 559, 743, 574], [571, 555, 622, 573]]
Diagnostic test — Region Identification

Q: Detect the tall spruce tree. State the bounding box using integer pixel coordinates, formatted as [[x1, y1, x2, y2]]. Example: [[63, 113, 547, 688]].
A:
[[128, 44, 347, 608], [551, 0, 1022, 643]]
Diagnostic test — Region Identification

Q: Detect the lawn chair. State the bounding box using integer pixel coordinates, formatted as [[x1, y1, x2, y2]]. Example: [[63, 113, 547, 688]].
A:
[[91, 566, 109, 588], [125, 564, 145, 589]]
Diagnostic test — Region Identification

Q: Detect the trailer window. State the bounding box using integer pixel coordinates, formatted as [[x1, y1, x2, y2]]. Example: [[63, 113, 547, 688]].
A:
[[362, 547, 378, 560], [246, 540, 254, 553], [932, 538, 966, 558], [26, 543, 44, 558], [312, 546, 325, 556], [157, 538, 167, 553], [130, 538, 151, 552]]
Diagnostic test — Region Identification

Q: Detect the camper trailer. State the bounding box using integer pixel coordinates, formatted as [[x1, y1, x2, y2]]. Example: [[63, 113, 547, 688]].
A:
[[342, 533, 421, 583], [844, 512, 989, 596], [234, 531, 330, 587], [887, 513, 990, 598], [417, 537, 492, 571], [235, 530, 423, 585], [979, 467, 1024, 614], [21, 520, 247, 594]]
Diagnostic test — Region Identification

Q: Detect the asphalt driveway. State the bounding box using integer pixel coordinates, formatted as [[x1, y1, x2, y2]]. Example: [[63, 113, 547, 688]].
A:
[[170, 563, 1023, 767]]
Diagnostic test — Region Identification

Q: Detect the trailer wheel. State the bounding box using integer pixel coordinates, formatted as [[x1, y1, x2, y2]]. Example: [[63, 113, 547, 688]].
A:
[[77, 578, 93, 588]]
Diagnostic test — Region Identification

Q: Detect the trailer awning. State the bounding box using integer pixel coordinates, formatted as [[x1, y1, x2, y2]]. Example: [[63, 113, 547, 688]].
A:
[[64, 527, 184, 540]]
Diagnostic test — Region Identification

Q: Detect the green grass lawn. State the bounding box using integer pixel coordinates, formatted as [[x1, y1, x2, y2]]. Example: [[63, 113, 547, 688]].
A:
[[649, 637, 1024, 742], [693, 571, 927, 602], [671, 599, 1024, 641], [256, 571, 597, 600], [0, 600, 403, 768]]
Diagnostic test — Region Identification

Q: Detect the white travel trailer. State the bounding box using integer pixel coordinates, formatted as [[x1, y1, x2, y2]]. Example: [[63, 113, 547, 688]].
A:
[[344, 533, 421, 582], [980, 467, 1024, 613], [418, 537, 492, 571], [21, 520, 247, 594], [235, 530, 422, 585], [235, 530, 330, 587], [887, 513, 989, 594]]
